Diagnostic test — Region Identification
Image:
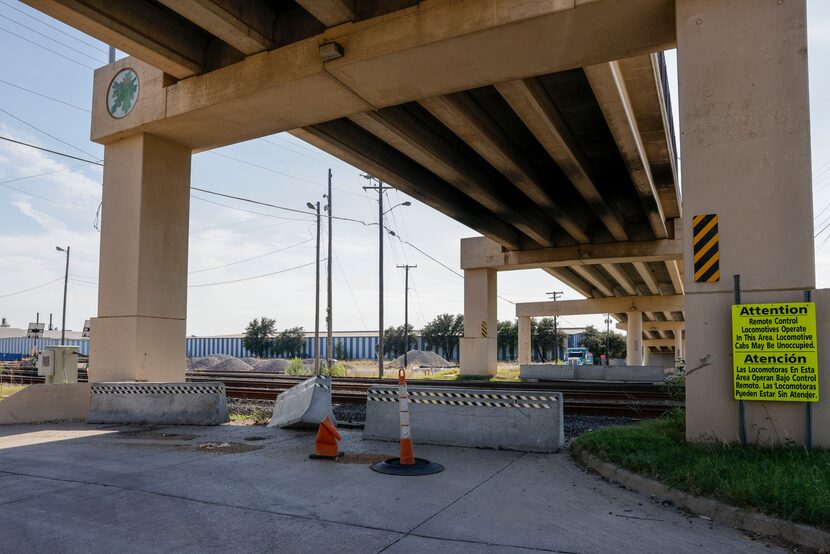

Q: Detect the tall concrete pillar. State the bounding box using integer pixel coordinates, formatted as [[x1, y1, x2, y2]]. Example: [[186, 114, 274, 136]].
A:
[[460, 268, 497, 376], [89, 133, 192, 382], [643, 347, 651, 367], [625, 311, 642, 366], [517, 316, 531, 365], [678, 0, 816, 445]]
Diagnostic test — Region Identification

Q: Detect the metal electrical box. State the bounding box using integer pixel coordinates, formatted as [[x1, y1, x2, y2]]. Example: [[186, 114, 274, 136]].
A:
[[37, 346, 79, 384]]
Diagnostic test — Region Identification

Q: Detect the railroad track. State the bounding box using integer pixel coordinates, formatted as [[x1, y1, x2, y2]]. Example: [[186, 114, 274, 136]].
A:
[[1, 366, 683, 417]]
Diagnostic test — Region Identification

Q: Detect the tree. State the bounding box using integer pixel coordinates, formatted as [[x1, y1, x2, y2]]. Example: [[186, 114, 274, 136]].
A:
[[497, 320, 518, 359], [532, 318, 566, 362], [579, 325, 626, 360], [383, 324, 415, 357], [420, 313, 464, 359], [275, 326, 305, 358], [243, 316, 277, 358]]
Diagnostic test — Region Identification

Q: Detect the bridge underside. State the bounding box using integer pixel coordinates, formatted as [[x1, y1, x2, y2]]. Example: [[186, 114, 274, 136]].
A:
[[22, 0, 825, 447]]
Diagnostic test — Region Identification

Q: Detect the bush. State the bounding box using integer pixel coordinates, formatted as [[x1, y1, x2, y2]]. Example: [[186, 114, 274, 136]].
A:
[[321, 361, 346, 377], [285, 357, 307, 376]]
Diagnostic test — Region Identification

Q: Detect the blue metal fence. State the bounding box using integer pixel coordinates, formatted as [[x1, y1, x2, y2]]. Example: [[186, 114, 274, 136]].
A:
[[0, 332, 584, 361]]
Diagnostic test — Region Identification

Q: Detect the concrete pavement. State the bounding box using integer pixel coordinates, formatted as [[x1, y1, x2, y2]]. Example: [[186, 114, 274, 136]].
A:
[[0, 423, 784, 553]]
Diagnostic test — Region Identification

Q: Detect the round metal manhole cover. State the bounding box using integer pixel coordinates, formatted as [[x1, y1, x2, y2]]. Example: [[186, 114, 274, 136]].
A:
[[107, 68, 139, 119]]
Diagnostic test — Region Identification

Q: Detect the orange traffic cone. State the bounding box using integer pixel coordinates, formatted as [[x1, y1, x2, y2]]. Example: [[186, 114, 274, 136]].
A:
[[369, 368, 444, 475], [398, 368, 415, 465], [309, 416, 343, 460]]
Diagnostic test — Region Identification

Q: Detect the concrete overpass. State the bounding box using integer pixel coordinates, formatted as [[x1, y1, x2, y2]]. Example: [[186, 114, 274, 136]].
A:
[[20, 0, 827, 447]]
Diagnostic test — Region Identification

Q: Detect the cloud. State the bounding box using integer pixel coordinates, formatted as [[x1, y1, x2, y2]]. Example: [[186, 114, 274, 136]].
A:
[[0, 124, 102, 203], [11, 194, 65, 229]]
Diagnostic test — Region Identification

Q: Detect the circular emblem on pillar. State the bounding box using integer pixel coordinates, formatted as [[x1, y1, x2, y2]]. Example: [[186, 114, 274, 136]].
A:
[[107, 68, 140, 119]]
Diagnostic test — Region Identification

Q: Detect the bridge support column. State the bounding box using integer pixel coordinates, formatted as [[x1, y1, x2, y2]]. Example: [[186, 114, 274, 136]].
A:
[[460, 268, 497, 376], [625, 311, 642, 366], [518, 316, 531, 365], [89, 133, 191, 382], [678, 0, 818, 445]]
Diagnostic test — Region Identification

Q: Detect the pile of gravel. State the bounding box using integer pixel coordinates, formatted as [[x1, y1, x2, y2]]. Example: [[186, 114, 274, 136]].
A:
[[393, 349, 454, 368], [187, 356, 221, 370], [253, 359, 288, 373], [212, 357, 254, 372]]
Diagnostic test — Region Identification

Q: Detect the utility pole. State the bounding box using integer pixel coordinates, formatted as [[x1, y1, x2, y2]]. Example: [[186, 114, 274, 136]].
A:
[[325, 169, 333, 370], [306, 201, 321, 374], [56, 246, 70, 345], [109, 47, 115, 63], [363, 176, 393, 379], [397, 264, 417, 370], [546, 291, 563, 362]]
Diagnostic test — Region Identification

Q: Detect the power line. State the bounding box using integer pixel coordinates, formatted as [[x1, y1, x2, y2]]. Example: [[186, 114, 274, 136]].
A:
[[188, 238, 313, 274], [0, 134, 478, 291], [0, 110, 101, 159], [0, 78, 90, 112], [0, 12, 104, 63], [0, 0, 107, 53], [189, 259, 320, 288], [207, 151, 364, 198], [0, 277, 62, 298], [0, 135, 102, 165], [0, 24, 95, 70]]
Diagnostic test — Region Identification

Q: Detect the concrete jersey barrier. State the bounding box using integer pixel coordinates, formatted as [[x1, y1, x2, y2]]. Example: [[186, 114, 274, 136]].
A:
[[520, 364, 666, 383], [87, 382, 229, 425], [268, 375, 335, 429], [364, 385, 564, 452]]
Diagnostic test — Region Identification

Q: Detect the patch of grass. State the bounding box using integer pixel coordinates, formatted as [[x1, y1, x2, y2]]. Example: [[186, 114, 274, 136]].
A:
[[0, 384, 26, 399], [229, 409, 271, 425], [320, 362, 347, 377], [418, 368, 460, 380], [285, 357, 307, 376], [574, 410, 830, 531]]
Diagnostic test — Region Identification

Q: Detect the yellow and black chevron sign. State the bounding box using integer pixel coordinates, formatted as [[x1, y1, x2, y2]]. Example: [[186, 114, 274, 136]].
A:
[[693, 214, 720, 282], [481, 321, 488, 337]]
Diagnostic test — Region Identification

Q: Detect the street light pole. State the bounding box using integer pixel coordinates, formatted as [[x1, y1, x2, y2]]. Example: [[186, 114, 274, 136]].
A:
[[325, 169, 333, 370], [56, 246, 70, 345], [397, 265, 417, 369], [307, 201, 321, 374]]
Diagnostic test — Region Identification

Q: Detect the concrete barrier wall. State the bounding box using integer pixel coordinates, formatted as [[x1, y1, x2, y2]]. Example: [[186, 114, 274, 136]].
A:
[[520, 364, 666, 383], [87, 382, 228, 425], [268, 375, 334, 429], [0, 383, 90, 424], [364, 385, 564, 452]]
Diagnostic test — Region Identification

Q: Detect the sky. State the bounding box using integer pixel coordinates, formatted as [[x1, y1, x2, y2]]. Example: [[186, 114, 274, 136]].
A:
[[1, 1, 830, 337]]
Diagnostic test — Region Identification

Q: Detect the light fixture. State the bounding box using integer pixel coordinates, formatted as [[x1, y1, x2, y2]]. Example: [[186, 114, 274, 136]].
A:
[[56, 246, 65, 252], [306, 202, 316, 210], [319, 41, 344, 62]]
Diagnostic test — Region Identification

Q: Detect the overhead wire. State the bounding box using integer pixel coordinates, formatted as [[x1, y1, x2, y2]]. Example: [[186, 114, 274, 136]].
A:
[[189, 259, 320, 288], [0, 133, 500, 299], [0, 78, 90, 113], [0, 112, 101, 159], [0, 24, 95, 70], [0, 0, 107, 53], [188, 238, 314, 274], [0, 277, 63, 298], [0, 12, 104, 63]]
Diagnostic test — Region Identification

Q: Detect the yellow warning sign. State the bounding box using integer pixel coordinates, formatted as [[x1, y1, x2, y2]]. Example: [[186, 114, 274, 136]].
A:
[[732, 302, 819, 402], [481, 321, 488, 338]]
